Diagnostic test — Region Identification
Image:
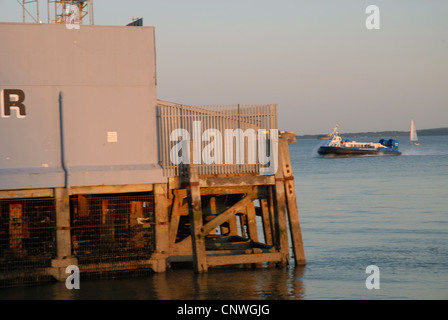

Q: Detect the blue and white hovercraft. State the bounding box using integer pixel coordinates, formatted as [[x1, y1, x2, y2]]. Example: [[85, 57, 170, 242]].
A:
[[317, 125, 401, 157]]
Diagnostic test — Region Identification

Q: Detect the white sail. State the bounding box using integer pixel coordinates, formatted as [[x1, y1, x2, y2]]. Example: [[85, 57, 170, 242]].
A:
[[410, 119, 419, 144]]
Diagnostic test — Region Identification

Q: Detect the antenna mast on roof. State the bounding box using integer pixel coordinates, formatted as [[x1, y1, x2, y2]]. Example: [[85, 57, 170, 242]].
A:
[[47, 0, 94, 25], [19, 0, 41, 23]]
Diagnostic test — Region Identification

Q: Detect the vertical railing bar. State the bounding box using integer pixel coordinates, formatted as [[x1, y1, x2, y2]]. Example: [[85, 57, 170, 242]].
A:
[[161, 104, 166, 176], [167, 104, 171, 176], [219, 104, 223, 175], [173, 104, 178, 177]]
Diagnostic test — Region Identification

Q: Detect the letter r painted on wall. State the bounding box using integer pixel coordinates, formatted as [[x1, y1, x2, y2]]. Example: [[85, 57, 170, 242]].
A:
[[0, 89, 26, 118], [1, 89, 27, 118]]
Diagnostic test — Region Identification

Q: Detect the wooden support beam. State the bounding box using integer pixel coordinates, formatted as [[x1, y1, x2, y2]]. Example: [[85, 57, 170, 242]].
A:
[[246, 201, 262, 268], [268, 187, 277, 244], [228, 215, 239, 236], [207, 252, 282, 267], [199, 185, 267, 198], [101, 199, 114, 242], [154, 184, 169, 256], [9, 204, 23, 250], [50, 188, 78, 281], [266, 187, 278, 268], [54, 188, 72, 259], [168, 190, 185, 252], [187, 165, 208, 273], [219, 219, 229, 235], [199, 175, 275, 188], [279, 139, 306, 265], [201, 196, 253, 235], [207, 197, 218, 235], [239, 214, 247, 238], [77, 194, 89, 217], [246, 201, 259, 242], [169, 175, 275, 189], [130, 201, 146, 248], [220, 214, 239, 236], [0, 188, 54, 199], [274, 144, 290, 266], [260, 199, 273, 246], [69, 184, 154, 195]]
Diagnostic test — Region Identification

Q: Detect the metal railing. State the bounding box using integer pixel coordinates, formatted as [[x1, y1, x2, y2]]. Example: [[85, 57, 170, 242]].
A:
[[157, 101, 278, 177]]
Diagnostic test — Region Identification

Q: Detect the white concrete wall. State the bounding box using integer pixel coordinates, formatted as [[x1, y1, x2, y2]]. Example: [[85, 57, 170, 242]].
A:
[[0, 22, 165, 190]]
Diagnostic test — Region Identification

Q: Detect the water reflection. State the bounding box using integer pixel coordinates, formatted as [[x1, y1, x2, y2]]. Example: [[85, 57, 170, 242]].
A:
[[150, 265, 306, 300], [0, 265, 306, 300]]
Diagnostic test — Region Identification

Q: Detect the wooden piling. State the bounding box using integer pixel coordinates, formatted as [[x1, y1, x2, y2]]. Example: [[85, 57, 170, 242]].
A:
[[101, 199, 115, 242], [207, 197, 218, 235], [187, 164, 208, 273], [54, 188, 72, 259], [50, 188, 78, 281], [274, 165, 290, 266], [246, 201, 263, 268], [245, 201, 259, 243], [130, 201, 145, 248], [9, 204, 23, 251], [154, 184, 169, 253], [278, 138, 306, 265], [168, 189, 185, 251], [260, 198, 273, 246]]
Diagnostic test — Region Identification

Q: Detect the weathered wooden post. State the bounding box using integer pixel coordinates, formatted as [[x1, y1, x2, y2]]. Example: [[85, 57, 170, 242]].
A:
[[153, 183, 170, 272], [274, 158, 290, 266], [187, 164, 208, 273], [50, 188, 78, 281], [9, 204, 23, 252], [260, 198, 273, 246], [168, 189, 185, 252], [246, 201, 259, 243], [246, 201, 263, 268], [278, 133, 306, 265]]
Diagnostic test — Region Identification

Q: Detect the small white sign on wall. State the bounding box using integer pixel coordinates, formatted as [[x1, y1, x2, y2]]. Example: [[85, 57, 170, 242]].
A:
[[107, 131, 118, 143]]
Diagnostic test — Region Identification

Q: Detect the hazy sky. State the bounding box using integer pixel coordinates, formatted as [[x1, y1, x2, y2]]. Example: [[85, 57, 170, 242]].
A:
[[1, 0, 447, 134]]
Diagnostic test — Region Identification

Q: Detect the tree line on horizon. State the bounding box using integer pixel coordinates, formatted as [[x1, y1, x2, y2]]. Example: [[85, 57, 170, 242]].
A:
[[297, 127, 448, 139]]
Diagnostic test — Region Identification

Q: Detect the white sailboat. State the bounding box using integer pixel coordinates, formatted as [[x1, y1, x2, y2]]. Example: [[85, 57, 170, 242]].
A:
[[410, 119, 419, 145]]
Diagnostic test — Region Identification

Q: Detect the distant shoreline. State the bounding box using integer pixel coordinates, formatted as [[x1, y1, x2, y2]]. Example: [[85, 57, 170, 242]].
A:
[[296, 127, 448, 139]]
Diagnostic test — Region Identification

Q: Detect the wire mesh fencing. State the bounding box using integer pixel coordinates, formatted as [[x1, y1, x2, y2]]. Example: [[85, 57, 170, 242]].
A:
[[70, 193, 155, 273], [0, 198, 56, 287]]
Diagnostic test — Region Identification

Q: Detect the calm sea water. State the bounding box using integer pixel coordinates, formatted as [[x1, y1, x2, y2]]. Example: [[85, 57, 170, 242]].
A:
[[1, 135, 447, 300]]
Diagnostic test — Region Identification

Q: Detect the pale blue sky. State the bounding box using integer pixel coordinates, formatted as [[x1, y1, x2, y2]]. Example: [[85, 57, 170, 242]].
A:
[[1, 0, 447, 134]]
